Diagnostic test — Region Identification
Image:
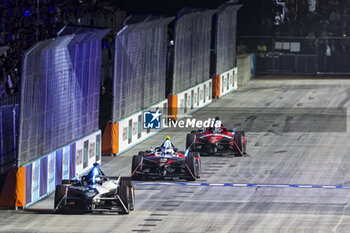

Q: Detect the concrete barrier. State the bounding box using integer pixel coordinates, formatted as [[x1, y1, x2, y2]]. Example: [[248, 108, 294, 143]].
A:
[[0, 130, 101, 208], [212, 67, 238, 98], [237, 53, 254, 86], [102, 99, 168, 156], [168, 79, 212, 120]]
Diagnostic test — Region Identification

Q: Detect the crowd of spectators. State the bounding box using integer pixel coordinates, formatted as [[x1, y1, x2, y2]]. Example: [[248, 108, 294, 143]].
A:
[[255, 0, 350, 72], [0, 0, 125, 99], [264, 0, 350, 37]]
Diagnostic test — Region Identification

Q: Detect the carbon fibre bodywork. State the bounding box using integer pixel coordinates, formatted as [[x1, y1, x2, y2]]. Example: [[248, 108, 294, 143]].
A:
[[54, 166, 134, 214], [131, 139, 201, 181], [187, 127, 246, 156]]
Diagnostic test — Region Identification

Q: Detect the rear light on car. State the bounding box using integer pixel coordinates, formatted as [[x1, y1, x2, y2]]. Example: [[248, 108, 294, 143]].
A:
[[159, 158, 167, 166]]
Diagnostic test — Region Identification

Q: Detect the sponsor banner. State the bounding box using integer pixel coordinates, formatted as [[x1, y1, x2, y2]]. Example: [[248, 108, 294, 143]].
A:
[[218, 67, 237, 97], [96, 135, 101, 162], [176, 79, 212, 117], [39, 156, 48, 197], [88, 140, 96, 168], [117, 99, 167, 155], [48, 152, 55, 193], [63, 146, 70, 180], [55, 149, 63, 186], [69, 143, 76, 179], [25, 163, 32, 205], [75, 139, 83, 175], [31, 160, 40, 203], [22, 130, 101, 207]]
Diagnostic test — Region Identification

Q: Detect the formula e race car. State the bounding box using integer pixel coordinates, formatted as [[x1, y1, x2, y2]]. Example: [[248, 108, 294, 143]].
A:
[[54, 163, 135, 214], [131, 137, 201, 181], [186, 120, 246, 156]]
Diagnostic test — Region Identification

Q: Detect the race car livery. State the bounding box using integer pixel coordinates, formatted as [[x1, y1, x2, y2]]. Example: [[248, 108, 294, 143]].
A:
[[186, 123, 246, 156], [54, 163, 135, 214], [131, 137, 201, 181]]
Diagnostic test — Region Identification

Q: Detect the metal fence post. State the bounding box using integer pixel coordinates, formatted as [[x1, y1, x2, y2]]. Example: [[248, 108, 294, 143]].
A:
[[315, 38, 319, 75], [0, 110, 3, 166], [12, 105, 17, 167], [272, 37, 276, 76]]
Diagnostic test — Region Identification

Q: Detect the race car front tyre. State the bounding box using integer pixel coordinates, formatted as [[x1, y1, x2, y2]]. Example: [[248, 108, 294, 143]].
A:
[[118, 177, 132, 214], [233, 131, 245, 156], [54, 185, 67, 212], [185, 153, 197, 181], [131, 155, 143, 180], [186, 134, 195, 150], [191, 130, 197, 135]]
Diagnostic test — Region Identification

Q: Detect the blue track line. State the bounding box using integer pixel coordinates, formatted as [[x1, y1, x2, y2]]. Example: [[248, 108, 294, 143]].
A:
[[134, 182, 350, 189]]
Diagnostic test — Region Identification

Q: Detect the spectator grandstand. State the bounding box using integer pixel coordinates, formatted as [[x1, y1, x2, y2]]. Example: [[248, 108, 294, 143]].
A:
[[270, 0, 350, 37], [0, 0, 125, 100], [237, 0, 350, 75]]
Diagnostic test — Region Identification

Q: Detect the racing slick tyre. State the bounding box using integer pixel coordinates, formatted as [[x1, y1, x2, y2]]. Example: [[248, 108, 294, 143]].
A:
[[233, 131, 245, 156], [189, 152, 201, 178], [185, 153, 197, 181], [62, 179, 74, 185], [118, 177, 132, 214], [138, 151, 145, 157], [131, 155, 143, 180], [186, 134, 195, 150], [54, 185, 67, 213], [191, 130, 197, 135], [130, 184, 135, 211]]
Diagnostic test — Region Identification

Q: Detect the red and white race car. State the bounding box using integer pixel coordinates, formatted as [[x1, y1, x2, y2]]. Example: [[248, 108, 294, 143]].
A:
[[131, 137, 201, 181], [186, 121, 246, 156]]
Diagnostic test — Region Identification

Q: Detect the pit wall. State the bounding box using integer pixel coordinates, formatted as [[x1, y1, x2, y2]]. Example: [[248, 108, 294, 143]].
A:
[[212, 67, 238, 98], [168, 79, 212, 120], [102, 99, 168, 156], [0, 130, 101, 208]]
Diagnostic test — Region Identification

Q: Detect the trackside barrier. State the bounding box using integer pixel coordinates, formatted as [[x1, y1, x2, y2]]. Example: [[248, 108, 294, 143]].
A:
[[212, 67, 237, 98], [237, 54, 254, 86], [168, 79, 212, 120], [0, 130, 101, 208], [102, 99, 168, 156]]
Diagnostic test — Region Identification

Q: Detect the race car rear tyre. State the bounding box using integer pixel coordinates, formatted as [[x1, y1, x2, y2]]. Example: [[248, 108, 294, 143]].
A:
[[138, 151, 145, 157], [186, 134, 195, 150], [189, 152, 201, 178], [130, 184, 135, 211], [118, 177, 132, 214], [131, 155, 143, 180], [233, 131, 245, 156], [54, 185, 67, 212], [185, 153, 197, 181], [62, 180, 73, 185]]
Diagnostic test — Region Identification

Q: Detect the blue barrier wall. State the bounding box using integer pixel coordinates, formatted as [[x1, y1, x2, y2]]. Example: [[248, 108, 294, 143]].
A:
[[19, 28, 109, 166], [0, 104, 19, 174], [23, 130, 101, 207]]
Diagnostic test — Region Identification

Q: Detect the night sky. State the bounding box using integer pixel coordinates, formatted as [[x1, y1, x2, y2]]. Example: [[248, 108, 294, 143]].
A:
[[111, 0, 233, 15], [110, 0, 265, 35]]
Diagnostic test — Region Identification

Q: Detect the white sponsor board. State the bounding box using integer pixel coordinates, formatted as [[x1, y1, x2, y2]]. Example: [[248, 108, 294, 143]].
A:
[[117, 99, 168, 155], [219, 67, 237, 97], [24, 130, 101, 207], [31, 160, 40, 203], [176, 79, 212, 117], [75, 131, 101, 176], [48, 152, 55, 193]]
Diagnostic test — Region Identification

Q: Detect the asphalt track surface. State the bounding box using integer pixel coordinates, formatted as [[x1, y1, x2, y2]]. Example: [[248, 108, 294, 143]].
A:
[[2, 78, 350, 232]]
